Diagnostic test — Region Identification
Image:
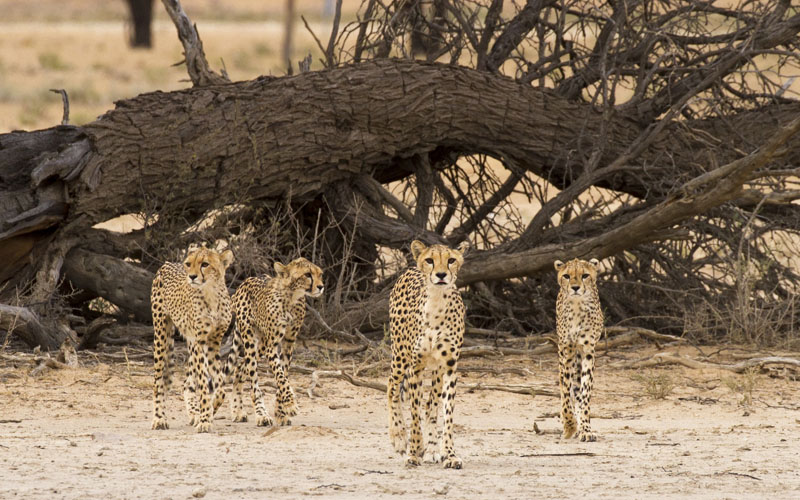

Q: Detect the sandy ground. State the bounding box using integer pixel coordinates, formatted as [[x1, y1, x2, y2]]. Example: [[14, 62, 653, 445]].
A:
[[2, 343, 799, 499]]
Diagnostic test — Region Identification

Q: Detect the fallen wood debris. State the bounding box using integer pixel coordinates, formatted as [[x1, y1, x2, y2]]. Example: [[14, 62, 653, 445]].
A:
[[611, 352, 800, 373]]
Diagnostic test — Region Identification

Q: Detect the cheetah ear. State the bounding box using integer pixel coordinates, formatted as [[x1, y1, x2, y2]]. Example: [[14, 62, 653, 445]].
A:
[[273, 262, 287, 276], [456, 240, 470, 255], [554, 260, 565, 271], [220, 249, 234, 269], [589, 258, 600, 268], [410, 240, 427, 260]]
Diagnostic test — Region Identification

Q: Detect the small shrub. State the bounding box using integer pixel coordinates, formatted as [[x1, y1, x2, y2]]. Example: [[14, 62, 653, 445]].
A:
[[38, 51, 70, 70], [631, 371, 675, 400], [723, 367, 759, 406]]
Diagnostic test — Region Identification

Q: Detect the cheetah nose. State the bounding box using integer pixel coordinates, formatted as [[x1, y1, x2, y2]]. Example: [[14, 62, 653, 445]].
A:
[[317, 285, 324, 291], [571, 285, 580, 292], [436, 272, 447, 280], [188, 274, 198, 281]]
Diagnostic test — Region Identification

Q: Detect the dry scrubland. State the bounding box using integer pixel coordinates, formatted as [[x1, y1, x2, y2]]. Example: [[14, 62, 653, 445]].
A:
[[2, 2, 800, 499], [2, 341, 800, 499]]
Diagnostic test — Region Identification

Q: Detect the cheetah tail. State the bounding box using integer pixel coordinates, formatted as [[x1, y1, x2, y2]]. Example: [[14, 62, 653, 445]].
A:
[[222, 324, 241, 385]]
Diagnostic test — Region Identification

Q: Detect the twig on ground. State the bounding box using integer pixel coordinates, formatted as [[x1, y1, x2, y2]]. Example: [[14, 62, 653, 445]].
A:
[[463, 383, 556, 397], [520, 452, 597, 457], [611, 352, 800, 373]]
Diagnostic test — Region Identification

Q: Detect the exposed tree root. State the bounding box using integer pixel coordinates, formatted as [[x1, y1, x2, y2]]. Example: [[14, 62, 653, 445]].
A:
[[612, 352, 800, 373]]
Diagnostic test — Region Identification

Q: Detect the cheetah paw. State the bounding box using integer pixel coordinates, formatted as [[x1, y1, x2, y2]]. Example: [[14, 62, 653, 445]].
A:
[[256, 415, 273, 427], [405, 456, 421, 467], [195, 421, 211, 433], [275, 413, 292, 427], [442, 456, 462, 469], [422, 448, 441, 463], [151, 418, 169, 430], [283, 399, 299, 417], [389, 429, 407, 455], [232, 412, 248, 423], [578, 431, 597, 442], [561, 427, 577, 440], [188, 415, 197, 427]]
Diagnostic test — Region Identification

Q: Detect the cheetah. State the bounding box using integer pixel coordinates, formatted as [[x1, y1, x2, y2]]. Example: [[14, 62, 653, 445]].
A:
[[226, 257, 324, 427], [388, 240, 468, 469], [554, 258, 603, 442], [151, 246, 234, 433]]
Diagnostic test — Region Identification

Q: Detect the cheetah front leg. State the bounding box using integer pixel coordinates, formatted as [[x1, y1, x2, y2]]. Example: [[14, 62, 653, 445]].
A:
[[208, 330, 226, 415], [423, 365, 443, 463], [558, 343, 577, 440], [268, 338, 297, 426], [387, 350, 408, 455], [439, 357, 462, 469], [281, 303, 303, 369], [243, 331, 272, 427], [190, 338, 214, 433], [405, 354, 425, 467], [183, 373, 200, 426], [151, 314, 173, 430], [575, 347, 597, 442]]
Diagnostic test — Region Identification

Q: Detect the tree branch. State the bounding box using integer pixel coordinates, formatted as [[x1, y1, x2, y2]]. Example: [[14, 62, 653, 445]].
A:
[[458, 116, 800, 285], [161, 0, 229, 86]]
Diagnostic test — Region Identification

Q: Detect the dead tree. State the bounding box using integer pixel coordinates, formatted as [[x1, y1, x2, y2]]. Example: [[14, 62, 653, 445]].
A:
[[126, 0, 155, 48], [2, 0, 800, 350]]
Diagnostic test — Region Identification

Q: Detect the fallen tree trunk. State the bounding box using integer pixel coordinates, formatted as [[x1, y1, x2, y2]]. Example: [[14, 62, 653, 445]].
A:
[[4, 60, 800, 285], [62, 249, 154, 323], [2, 58, 800, 343]]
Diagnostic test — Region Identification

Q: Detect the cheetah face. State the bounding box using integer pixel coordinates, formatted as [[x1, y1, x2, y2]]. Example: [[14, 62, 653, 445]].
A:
[[183, 247, 234, 288], [410, 240, 469, 287], [274, 257, 324, 298], [554, 258, 599, 297]]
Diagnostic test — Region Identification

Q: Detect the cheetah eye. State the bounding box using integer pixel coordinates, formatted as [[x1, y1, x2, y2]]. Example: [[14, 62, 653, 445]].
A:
[[424, 258, 434, 265], [201, 262, 209, 268], [305, 272, 312, 278], [184, 262, 190, 267], [582, 273, 590, 280], [447, 258, 456, 265], [562, 274, 570, 280]]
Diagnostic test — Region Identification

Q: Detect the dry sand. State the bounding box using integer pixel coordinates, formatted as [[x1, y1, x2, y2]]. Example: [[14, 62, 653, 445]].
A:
[[2, 344, 799, 499]]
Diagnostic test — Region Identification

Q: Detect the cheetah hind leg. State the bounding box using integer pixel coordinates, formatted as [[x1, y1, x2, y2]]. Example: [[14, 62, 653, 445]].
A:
[[387, 359, 408, 455], [183, 374, 200, 426]]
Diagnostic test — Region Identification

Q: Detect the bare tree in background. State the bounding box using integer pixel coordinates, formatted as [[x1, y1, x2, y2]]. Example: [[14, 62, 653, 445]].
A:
[[2, 0, 800, 351], [126, 0, 154, 48], [284, 0, 296, 74]]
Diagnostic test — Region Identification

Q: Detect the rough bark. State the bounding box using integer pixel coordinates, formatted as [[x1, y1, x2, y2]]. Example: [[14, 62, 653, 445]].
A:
[[2, 60, 799, 337], [0, 304, 57, 350], [4, 60, 799, 236], [62, 249, 154, 323]]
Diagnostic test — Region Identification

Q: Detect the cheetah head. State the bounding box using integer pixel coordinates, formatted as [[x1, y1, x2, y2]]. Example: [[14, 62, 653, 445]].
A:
[[183, 247, 234, 288], [554, 258, 599, 297], [410, 240, 469, 287], [274, 257, 324, 299]]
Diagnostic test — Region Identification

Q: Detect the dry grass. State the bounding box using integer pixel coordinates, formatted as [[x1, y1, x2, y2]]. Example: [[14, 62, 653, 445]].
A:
[[0, 1, 365, 133], [722, 367, 759, 407]]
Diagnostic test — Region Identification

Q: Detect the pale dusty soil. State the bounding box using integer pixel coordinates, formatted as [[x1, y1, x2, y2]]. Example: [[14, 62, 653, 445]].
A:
[[2, 343, 799, 499]]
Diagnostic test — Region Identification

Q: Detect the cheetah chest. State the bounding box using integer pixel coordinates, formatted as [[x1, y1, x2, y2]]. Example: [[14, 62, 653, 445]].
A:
[[415, 292, 458, 365], [557, 297, 601, 346]]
